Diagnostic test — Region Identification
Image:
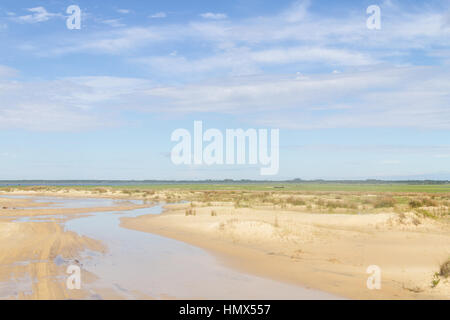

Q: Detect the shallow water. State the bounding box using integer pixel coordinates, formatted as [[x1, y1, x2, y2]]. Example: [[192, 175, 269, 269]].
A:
[[0, 275, 33, 299], [2, 196, 339, 299], [65, 204, 338, 299], [0, 195, 138, 209]]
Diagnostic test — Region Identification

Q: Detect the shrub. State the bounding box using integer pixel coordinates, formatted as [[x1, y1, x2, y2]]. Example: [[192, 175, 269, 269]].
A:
[[409, 200, 422, 208], [409, 198, 438, 208], [440, 259, 450, 278], [373, 196, 396, 208], [286, 197, 306, 206], [325, 201, 358, 210], [431, 273, 441, 288], [421, 198, 438, 207], [185, 209, 196, 216]]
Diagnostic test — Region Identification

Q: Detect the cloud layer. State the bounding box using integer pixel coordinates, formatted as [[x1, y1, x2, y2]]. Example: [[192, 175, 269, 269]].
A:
[[1, 1, 449, 132], [1, 66, 448, 131], [15, 7, 60, 24]]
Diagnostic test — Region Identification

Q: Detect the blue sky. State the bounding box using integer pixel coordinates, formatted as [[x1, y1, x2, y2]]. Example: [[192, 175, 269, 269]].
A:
[[0, 0, 449, 180]]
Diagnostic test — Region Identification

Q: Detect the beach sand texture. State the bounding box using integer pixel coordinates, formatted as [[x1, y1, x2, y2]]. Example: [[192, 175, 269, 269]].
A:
[[0, 188, 449, 299]]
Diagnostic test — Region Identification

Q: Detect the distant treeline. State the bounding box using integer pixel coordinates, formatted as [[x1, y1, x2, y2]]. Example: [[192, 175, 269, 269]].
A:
[[0, 179, 449, 186]]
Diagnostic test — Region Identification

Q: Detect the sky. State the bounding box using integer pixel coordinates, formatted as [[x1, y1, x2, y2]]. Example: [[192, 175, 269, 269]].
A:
[[0, 0, 449, 180]]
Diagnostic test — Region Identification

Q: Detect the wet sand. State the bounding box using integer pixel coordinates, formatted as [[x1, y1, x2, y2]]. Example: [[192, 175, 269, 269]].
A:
[[0, 195, 142, 299], [0, 193, 339, 299]]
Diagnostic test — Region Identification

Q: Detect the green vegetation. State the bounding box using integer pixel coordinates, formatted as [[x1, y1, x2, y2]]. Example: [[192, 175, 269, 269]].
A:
[[373, 196, 396, 208], [431, 258, 450, 288], [431, 273, 441, 288], [185, 208, 196, 216], [1, 182, 449, 218], [2, 182, 450, 193], [440, 259, 450, 278]]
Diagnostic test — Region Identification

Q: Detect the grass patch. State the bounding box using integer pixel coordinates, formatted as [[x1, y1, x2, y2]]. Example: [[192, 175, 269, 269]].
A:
[[409, 198, 438, 208], [286, 197, 306, 206], [2, 183, 449, 219], [373, 196, 396, 208]]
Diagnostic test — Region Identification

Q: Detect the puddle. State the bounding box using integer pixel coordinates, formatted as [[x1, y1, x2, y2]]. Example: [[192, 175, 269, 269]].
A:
[[0, 275, 34, 299], [0, 195, 141, 209], [13, 215, 67, 223]]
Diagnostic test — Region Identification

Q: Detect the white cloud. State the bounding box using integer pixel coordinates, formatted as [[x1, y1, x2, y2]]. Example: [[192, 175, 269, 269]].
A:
[[16, 7, 59, 24], [0, 66, 449, 131], [47, 27, 165, 55], [200, 12, 227, 20], [140, 66, 450, 130], [0, 65, 18, 78], [282, 0, 310, 22], [250, 47, 375, 66], [382, 0, 396, 8], [24, 1, 450, 74], [150, 12, 167, 18], [434, 154, 450, 159], [381, 160, 401, 165], [289, 145, 450, 154], [101, 19, 126, 28], [23, 1, 450, 70], [0, 76, 184, 130], [0, 76, 152, 131], [0, 152, 16, 158], [3, 2, 450, 133], [117, 9, 131, 14], [135, 46, 376, 79]]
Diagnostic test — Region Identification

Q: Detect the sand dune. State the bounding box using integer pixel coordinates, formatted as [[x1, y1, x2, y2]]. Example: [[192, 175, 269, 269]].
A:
[[122, 202, 450, 299]]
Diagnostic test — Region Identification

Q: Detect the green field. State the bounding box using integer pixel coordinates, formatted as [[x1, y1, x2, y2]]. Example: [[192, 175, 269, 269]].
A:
[[3, 183, 450, 193], [108, 183, 450, 193]]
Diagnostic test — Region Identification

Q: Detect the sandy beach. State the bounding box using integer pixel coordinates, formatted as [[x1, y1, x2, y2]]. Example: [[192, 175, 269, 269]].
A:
[[0, 188, 449, 299], [121, 202, 450, 299], [0, 193, 149, 299]]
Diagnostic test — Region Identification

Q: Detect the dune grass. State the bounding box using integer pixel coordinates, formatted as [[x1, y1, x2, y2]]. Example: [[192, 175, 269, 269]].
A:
[[440, 259, 450, 278], [1, 184, 449, 218]]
